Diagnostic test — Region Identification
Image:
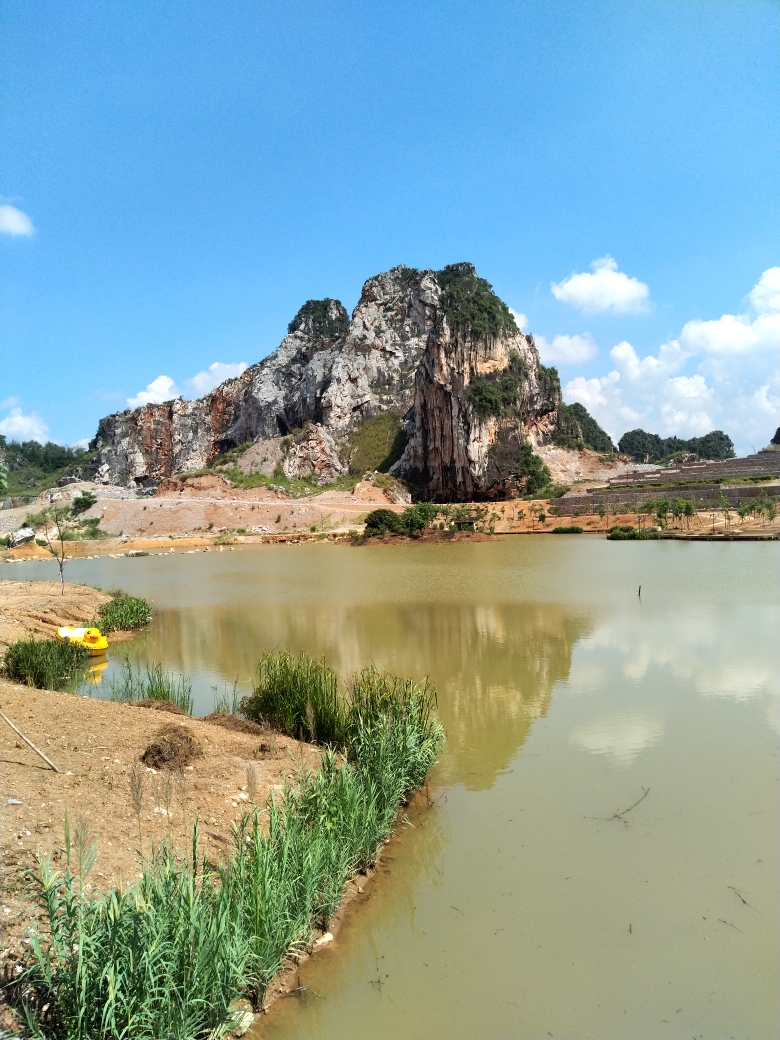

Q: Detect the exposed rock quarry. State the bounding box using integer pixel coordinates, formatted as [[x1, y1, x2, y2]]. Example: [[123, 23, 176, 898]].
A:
[[282, 424, 347, 485], [91, 263, 593, 500]]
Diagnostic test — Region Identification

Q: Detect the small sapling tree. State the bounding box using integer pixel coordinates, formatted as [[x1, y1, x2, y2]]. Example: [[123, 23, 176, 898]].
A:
[[596, 503, 607, 529], [44, 506, 71, 594]]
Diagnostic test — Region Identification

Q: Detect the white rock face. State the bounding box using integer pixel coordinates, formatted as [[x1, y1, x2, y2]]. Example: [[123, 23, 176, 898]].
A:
[[282, 425, 347, 485]]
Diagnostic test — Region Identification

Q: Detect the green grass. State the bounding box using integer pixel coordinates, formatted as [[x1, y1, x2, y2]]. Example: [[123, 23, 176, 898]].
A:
[[345, 413, 406, 475], [16, 654, 445, 1037], [552, 525, 583, 534], [96, 593, 152, 632], [2, 638, 90, 691], [105, 658, 193, 714]]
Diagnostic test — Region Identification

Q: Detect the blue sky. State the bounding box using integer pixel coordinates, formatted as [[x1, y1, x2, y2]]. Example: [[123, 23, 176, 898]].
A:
[[1, 0, 778, 455]]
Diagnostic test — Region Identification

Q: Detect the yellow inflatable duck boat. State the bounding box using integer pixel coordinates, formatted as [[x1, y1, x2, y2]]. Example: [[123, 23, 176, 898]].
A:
[[56, 626, 109, 656]]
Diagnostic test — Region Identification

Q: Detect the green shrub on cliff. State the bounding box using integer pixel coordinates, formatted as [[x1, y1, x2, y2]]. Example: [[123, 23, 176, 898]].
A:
[[435, 263, 518, 337], [468, 353, 527, 419]]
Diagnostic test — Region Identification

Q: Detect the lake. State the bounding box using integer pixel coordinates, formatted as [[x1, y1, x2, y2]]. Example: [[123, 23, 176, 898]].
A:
[[10, 537, 779, 1038]]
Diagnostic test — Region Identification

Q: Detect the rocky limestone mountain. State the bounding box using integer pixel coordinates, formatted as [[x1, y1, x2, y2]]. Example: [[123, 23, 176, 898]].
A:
[[92, 263, 570, 500]]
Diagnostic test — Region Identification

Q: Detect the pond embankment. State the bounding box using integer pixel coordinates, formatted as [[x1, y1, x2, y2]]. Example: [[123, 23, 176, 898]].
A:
[[0, 582, 444, 1038]]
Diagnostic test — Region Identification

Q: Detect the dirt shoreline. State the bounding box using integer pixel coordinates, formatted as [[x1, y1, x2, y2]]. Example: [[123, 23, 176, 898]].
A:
[[0, 581, 432, 1035]]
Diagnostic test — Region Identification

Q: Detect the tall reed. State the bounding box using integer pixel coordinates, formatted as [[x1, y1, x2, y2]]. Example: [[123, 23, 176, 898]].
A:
[[105, 658, 193, 714]]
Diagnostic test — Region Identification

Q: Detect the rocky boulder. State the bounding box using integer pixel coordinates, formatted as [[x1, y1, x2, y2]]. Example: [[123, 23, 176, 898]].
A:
[[9, 527, 35, 548], [282, 425, 347, 485]]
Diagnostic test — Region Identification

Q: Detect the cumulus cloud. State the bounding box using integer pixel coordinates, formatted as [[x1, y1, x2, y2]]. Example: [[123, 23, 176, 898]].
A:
[[509, 308, 528, 331], [127, 375, 180, 410], [185, 361, 248, 397], [0, 406, 49, 443], [560, 267, 780, 451], [551, 256, 649, 314], [679, 266, 780, 358], [0, 204, 34, 236], [535, 333, 597, 367]]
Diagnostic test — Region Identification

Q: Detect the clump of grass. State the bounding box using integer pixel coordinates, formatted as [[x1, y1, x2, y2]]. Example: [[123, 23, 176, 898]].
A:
[[106, 658, 193, 714], [552, 525, 584, 534], [96, 592, 152, 632], [212, 678, 242, 714], [244, 651, 344, 744], [2, 638, 89, 691]]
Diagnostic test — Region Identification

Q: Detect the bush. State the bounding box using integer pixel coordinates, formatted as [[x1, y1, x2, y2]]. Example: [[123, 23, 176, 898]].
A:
[[71, 490, 97, 515], [552, 525, 583, 534], [96, 593, 152, 632], [607, 525, 661, 541], [2, 638, 89, 691]]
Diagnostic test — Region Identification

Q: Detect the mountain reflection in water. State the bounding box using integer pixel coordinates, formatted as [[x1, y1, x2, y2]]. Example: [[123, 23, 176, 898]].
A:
[[121, 601, 591, 790]]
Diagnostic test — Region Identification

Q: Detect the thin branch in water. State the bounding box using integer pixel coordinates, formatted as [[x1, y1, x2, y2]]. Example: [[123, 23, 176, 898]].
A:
[[728, 885, 761, 914]]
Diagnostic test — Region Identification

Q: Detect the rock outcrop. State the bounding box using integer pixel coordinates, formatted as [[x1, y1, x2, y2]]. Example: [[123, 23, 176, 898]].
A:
[[92, 263, 566, 500], [282, 425, 347, 485]]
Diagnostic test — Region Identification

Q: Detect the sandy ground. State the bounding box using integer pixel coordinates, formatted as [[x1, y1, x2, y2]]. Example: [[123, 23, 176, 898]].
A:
[[2, 493, 778, 569], [0, 683, 315, 998], [535, 445, 657, 486], [0, 580, 113, 653], [0, 476, 404, 543]]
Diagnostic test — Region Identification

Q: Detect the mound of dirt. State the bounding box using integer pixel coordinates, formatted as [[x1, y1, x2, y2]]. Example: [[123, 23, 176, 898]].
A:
[[130, 698, 187, 715], [202, 711, 266, 735], [140, 724, 203, 769]]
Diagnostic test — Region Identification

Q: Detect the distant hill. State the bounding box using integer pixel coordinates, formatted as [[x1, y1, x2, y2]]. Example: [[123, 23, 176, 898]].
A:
[[554, 402, 616, 453], [0, 435, 94, 498], [617, 428, 735, 463]]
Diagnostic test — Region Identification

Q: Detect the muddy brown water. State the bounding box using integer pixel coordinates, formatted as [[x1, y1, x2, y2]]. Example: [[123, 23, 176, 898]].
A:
[[8, 539, 779, 1039]]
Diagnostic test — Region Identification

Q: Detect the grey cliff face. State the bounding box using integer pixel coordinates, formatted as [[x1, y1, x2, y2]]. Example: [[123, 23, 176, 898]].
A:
[[92, 263, 560, 499]]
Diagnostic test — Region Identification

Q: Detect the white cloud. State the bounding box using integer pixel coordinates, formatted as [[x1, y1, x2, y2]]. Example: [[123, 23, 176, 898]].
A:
[[659, 375, 714, 436], [509, 308, 528, 331], [748, 266, 780, 315], [679, 268, 780, 358], [570, 713, 664, 763], [551, 256, 649, 314], [70, 438, 91, 450], [563, 371, 641, 444], [185, 361, 248, 398], [0, 396, 21, 410], [609, 338, 688, 386], [127, 375, 180, 410], [0, 204, 34, 237], [535, 333, 597, 367], [0, 407, 49, 443]]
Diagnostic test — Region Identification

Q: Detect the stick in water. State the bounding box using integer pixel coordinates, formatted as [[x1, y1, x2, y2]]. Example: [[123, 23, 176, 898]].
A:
[[0, 708, 60, 772]]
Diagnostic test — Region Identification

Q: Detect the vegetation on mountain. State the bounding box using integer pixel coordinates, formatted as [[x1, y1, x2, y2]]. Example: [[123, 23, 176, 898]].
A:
[[0, 435, 95, 497], [345, 413, 407, 474], [287, 298, 349, 340], [554, 402, 616, 453], [617, 428, 735, 462], [434, 263, 519, 337], [467, 353, 526, 419]]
